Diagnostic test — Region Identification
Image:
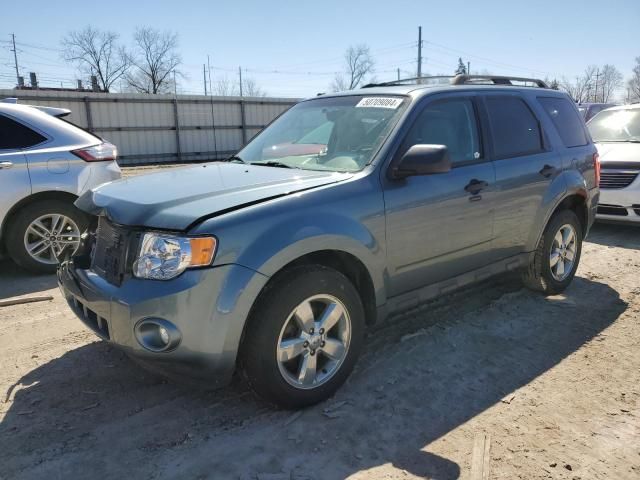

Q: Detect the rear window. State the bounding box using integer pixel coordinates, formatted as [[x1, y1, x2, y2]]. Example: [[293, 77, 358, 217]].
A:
[[0, 114, 47, 150], [485, 96, 544, 158], [538, 97, 588, 147]]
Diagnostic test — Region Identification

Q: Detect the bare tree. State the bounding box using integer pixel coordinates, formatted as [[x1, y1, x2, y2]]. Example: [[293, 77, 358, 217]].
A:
[[213, 75, 237, 96], [125, 27, 181, 94], [600, 64, 623, 102], [61, 26, 129, 92], [243, 78, 266, 97], [629, 57, 640, 102], [331, 44, 375, 92], [560, 65, 598, 103], [212, 75, 266, 97]]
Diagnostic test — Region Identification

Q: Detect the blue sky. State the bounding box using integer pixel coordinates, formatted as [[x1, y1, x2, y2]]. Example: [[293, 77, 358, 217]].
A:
[[1, 0, 638, 98]]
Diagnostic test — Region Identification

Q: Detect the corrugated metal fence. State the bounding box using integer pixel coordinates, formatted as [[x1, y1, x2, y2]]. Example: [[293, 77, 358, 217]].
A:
[[0, 90, 298, 166]]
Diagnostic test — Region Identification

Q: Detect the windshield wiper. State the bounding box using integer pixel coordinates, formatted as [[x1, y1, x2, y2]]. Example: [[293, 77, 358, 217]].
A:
[[249, 161, 294, 169], [222, 155, 246, 164]]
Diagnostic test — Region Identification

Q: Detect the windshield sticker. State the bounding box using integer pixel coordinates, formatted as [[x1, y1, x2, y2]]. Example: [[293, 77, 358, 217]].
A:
[[356, 97, 403, 109]]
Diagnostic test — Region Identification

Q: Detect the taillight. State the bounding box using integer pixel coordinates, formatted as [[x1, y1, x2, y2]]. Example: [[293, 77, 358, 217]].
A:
[[72, 142, 117, 162], [593, 152, 600, 187]]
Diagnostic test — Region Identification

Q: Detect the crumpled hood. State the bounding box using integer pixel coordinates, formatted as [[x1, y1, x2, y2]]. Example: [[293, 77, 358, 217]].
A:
[[595, 142, 640, 164], [76, 163, 351, 230]]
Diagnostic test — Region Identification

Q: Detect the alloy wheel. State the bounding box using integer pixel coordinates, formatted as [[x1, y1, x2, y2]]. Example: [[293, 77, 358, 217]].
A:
[[23, 214, 81, 265], [549, 223, 577, 281], [276, 294, 351, 389]]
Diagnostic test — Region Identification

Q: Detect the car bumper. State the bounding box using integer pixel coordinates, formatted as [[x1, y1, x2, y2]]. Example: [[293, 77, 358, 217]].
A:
[[57, 260, 269, 386], [596, 183, 640, 224]]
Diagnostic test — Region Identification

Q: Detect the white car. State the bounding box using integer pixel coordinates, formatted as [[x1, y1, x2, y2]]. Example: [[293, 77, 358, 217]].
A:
[[0, 99, 121, 272], [588, 103, 640, 224]]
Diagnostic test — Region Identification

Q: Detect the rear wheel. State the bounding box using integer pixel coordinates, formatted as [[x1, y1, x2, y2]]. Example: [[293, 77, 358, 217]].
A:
[[5, 200, 87, 273], [522, 209, 582, 294], [241, 265, 365, 409]]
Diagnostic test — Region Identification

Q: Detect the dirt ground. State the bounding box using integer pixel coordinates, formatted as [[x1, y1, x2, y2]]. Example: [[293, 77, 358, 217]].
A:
[[1, 191, 639, 479]]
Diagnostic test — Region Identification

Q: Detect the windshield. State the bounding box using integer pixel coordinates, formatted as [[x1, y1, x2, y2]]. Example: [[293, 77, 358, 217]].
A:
[[588, 109, 640, 142], [237, 95, 408, 172]]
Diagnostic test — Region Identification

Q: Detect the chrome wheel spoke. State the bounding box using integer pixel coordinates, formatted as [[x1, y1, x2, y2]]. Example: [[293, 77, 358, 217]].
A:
[[562, 227, 574, 247], [278, 338, 307, 362], [28, 240, 49, 256], [565, 247, 576, 262], [294, 301, 315, 333], [29, 220, 50, 238], [318, 302, 344, 332], [321, 338, 345, 361], [555, 258, 565, 277], [297, 352, 318, 386], [550, 251, 561, 267]]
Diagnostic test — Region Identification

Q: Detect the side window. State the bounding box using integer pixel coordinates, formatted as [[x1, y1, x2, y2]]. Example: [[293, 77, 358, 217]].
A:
[[402, 98, 481, 165], [0, 114, 47, 150], [485, 96, 543, 158], [537, 97, 588, 147]]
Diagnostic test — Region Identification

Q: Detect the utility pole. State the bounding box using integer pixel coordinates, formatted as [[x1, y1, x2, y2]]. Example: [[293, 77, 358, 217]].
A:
[[238, 66, 243, 97], [173, 69, 178, 96], [207, 55, 213, 96], [203, 64, 207, 95], [397, 68, 400, 81], [417, 26, 423, 82], [10, 33, 20, 86], [594, 69, 600, 103], [467, 61, 471, 75]]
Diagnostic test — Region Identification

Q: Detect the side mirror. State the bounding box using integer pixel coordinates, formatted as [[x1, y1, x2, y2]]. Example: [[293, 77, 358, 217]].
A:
[[389, 144, 452, 179]]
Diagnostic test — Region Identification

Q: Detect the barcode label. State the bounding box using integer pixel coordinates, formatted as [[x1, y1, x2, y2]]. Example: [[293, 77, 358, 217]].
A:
[[355, 97, 403, 109]]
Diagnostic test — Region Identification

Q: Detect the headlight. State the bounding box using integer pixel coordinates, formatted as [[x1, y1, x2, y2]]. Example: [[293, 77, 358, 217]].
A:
[[133, 233, 217, 280]]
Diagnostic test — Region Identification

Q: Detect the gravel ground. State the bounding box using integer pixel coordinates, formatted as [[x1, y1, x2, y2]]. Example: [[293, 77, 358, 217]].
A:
[[0, 169, 638, 479]]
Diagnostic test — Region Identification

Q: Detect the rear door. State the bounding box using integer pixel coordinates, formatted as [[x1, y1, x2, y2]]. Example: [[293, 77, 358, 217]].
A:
[[481, 93, 564, 257], [383, 93, 496, 297], [0, 113, 41, 232]]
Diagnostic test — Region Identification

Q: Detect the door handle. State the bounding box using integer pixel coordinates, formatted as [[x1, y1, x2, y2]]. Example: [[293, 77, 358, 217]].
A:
[[539, 164, 557, 178], [0, 161, 13, 170], [464, 179, 489, 195]]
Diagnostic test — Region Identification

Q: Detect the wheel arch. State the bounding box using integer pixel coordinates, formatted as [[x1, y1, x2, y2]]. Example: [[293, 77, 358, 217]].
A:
[[531, 190, 588, 251], [1, 190, 79, 246]]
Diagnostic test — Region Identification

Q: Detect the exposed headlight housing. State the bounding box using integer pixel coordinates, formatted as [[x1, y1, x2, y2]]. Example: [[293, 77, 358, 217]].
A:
[[133, 233, 217, 280]]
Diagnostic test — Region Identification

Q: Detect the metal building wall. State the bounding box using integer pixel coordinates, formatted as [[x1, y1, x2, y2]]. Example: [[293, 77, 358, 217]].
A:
[[0, 90, 297, 165]]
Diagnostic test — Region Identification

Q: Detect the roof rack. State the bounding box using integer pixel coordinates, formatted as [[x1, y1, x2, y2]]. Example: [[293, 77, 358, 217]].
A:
[[451, 74, 548, 88], [362, 74, 549, 89], [362, 76, 454, 88]]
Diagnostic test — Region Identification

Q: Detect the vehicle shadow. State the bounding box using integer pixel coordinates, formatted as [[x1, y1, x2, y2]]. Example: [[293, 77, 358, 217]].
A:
[[586, 222, 640, 250], [0, 276, 626, 480], [0, 259, 58, 300]]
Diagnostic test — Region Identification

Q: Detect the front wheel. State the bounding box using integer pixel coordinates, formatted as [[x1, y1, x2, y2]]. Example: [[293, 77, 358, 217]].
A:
[[522, 209, 583, 294], [241, 265, 365, 409]]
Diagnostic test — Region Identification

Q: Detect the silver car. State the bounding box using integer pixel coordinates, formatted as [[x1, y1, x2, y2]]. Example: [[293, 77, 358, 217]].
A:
[[0, 100, 121, 272], [588, 104, 640, 224]]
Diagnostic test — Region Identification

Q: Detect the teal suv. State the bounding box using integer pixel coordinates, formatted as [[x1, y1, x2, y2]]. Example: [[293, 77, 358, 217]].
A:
[[59, 75, 599, 408]]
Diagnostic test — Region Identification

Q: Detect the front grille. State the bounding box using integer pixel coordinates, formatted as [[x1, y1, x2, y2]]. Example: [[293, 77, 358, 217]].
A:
[[597, 204, 629, 216], [91, 217, 133, 286], [69, 296, 110, 339], [599, 169, 639, 189]]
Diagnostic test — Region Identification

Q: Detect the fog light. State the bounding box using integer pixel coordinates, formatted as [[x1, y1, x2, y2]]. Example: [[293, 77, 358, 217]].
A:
[[134, 318, 181, 352]]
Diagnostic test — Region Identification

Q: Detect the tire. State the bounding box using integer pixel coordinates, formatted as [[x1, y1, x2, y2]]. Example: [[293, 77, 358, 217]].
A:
[[522, 209, 582, 294], [5, 200, 88, 274], [241, 265, 365, 409]]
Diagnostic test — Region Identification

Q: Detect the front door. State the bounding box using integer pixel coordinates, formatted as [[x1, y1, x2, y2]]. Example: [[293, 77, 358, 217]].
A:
[[383, 94, 496, 297]]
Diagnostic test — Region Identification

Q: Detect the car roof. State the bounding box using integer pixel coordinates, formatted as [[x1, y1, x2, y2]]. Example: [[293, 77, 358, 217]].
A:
[[599, 103, 640, 111], [0, 102, 99, 147]]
